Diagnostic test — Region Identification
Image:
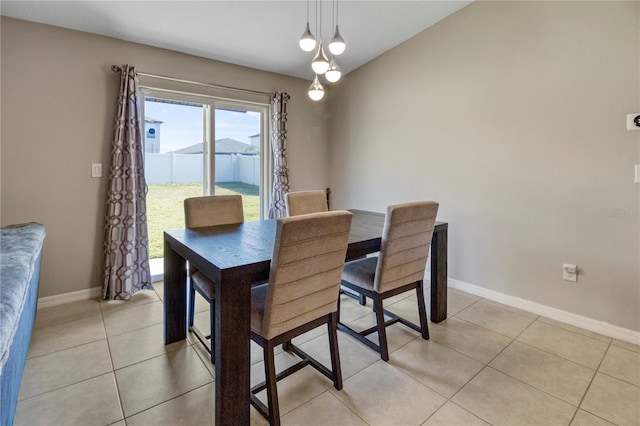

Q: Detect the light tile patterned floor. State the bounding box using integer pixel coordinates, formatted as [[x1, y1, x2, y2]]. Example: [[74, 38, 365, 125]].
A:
[[14, 284, 640, 426]]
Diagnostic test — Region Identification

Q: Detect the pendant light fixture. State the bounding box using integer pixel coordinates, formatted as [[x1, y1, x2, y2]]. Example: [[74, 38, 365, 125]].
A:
[[310, 0, 329, 75], [325, 57, 341, 83], [311, 42, 330, 75], [301, 0, 347, 101], [299, 0, 316, 52], [308, 75, 325, 101], [329, 0, 346, 55], [329, 27, 346, 55]]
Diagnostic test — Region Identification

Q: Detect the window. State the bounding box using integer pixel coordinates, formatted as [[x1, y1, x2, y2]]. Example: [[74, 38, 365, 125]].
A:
[[139, 82, 270, 262]]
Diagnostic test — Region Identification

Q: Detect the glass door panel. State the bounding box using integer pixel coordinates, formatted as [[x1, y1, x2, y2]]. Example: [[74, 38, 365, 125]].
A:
[[142, 95, 268, 262], [214, 106, 262, 222], [144, 98, 205, 259]]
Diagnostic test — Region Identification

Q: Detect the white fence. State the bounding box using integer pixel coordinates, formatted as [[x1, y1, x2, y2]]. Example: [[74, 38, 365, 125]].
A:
[[145, 153, 260, 185]]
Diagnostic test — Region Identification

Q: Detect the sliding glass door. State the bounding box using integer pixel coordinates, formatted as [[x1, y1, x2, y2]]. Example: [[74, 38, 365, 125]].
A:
[[142, 92, 268, 260]]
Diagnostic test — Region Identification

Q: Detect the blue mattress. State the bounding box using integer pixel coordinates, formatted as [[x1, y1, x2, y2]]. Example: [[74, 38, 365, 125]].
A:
[[0, 223, 45, 426]]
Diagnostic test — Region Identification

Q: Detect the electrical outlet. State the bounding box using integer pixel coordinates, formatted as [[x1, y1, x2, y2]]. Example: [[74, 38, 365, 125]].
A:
[[91, 163, 102, 178], [626, 114, 640, 130], [563, 264, 577, 282]]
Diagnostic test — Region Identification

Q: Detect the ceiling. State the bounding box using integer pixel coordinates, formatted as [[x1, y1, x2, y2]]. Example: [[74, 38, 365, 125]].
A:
[[1, 1, 471, 80]]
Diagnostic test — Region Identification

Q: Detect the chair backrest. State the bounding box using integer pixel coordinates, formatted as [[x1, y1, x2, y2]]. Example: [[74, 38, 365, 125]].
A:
[[374, 201, 439, 293], [285, 190, 328, 216], [261, 210, 353, 340], [184, 195, 244, 229]]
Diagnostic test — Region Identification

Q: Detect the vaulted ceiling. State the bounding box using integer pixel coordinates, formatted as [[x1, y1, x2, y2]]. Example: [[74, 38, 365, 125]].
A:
[[1, 1, 471, 80]]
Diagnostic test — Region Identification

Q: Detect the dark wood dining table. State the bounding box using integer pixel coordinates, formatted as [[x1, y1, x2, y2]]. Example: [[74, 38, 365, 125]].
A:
[[164, 209, 448, 426]]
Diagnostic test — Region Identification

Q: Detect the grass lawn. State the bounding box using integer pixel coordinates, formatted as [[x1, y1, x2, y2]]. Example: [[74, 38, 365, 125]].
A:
[[146, 182, 260, 259]]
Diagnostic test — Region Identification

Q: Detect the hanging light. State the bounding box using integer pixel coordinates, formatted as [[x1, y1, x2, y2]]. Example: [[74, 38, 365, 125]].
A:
[[299, 0, 316, 52], [308, 75, 325, 101], [329, 26, 346, 55], [329, 0, 346, 55], [300, 0, 347, 101], [325, 57, 341, 83], [299, 23, 316, 52], [311, 42, 330, 75]]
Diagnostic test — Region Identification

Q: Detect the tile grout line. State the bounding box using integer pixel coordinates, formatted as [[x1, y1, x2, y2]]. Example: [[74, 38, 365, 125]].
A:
[[328, 389, 373, 426], [123, 382, 214, 422], [392, 295, 514, 425], [100, 298, 127, 424], [514, 335, 606, 371], [20, 288, 637, 426], [437, 305, 542, 426], [569, 340, 615, 425], [589, 342, 640, 388], [465, 314, 619, 426], [18, 305, 111, 403], [307, 389, 373, 426], [25, 335, 106, 362]]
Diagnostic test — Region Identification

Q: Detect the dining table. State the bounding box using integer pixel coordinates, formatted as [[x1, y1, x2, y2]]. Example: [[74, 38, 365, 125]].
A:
[[163, 209, 448, 426]]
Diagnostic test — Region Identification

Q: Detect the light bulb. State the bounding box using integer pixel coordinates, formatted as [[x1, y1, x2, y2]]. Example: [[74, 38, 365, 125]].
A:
[[329, 26, 346, 55], [325, 58, 341, 83], [308, 75, 324, 101], [311, 43, 330, 75], [299, 22, 316, 52]]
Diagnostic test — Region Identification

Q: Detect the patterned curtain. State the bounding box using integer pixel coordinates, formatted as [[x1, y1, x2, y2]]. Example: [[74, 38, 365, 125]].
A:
[[268, 92, 291, 219], [103, 65, 152, 300]]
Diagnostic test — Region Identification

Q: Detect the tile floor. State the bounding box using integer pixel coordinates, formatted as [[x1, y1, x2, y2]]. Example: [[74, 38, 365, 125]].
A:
[[14, 283, 640, 426]]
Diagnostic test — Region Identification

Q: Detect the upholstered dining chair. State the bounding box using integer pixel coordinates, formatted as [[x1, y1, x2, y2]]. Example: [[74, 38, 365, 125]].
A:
[[284, 190, 328, 216], [285, 189, 368, 307], [184, 195, 244, 363], [250, 210, 353, 426], [338, 201, 439, 361]]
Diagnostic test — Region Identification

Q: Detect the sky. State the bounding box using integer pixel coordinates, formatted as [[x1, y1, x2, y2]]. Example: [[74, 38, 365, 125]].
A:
[[145, 100, 261, 153]]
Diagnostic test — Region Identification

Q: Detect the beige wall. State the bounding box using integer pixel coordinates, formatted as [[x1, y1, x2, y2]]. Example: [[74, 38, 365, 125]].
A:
[[2, 2, 639, 332], [329, 1, 640, 331], [0, 17, 330, 297]]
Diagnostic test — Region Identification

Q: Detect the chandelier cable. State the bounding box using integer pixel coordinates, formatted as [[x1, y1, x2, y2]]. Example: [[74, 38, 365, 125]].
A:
[[315, 0, 319, 38], [332, 0, 335, 29], [319, 0, 323, 40]]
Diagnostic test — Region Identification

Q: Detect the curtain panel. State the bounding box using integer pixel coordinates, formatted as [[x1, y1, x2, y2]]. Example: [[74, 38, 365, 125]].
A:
[[268, 92, 291, 219], [103, 64, 152, 300]]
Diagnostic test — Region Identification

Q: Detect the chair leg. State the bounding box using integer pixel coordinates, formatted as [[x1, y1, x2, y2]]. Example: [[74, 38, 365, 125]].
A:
[[373, 297, 389, 361], [209, 300, 216, 363], [188, 280, 196, 329], [263, 342, 280, 426], [359, 295, 366, 305], [416, 281, 430, 340], [327, 312, 343, 390]]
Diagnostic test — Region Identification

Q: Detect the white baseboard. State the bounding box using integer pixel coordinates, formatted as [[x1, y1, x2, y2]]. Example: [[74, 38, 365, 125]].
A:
[[37, 286, 102, 309], [448, 278, 640, 346], [36, 277, 639, 345]]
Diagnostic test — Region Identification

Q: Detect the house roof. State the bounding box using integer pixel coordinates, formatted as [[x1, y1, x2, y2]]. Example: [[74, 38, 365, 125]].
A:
[[169, 138, 254, 154], [171, 144, 203, 154], [216, 138, 254, 153]]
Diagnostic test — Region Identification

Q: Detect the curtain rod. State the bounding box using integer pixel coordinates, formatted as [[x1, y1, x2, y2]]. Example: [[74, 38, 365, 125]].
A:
[[110, 65, 272, 97]]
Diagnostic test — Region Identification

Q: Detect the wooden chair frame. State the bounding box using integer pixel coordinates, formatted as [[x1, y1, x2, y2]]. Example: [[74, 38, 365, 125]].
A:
[[337, 279, 429, 361], [188, 276, 215, 362], [250, 312, 342, 426]]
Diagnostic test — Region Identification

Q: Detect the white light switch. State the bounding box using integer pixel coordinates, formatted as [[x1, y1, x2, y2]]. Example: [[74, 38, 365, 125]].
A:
[[91, 163, 102, 178], [636, 165, 640, 184]]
